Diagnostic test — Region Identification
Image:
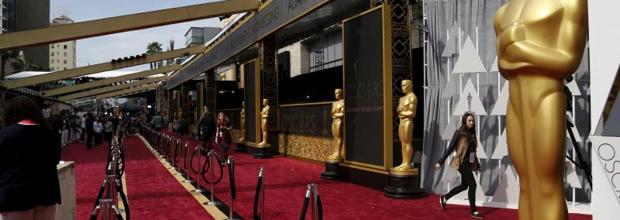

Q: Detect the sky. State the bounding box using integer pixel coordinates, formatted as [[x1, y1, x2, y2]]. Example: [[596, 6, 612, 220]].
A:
[[50, 0, 222, 71]]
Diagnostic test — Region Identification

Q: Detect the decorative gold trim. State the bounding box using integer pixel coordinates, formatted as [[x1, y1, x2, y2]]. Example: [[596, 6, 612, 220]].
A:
[[278, 134, 332, 162], [258, 0, 274, 11], [279, 101, 333, 107], [255, 59, 262, 144], [382, 4, 394, 170], [245, 141, 270, 148], [339, 163, 389, 175], [341, 5, 394, 171], [217, 108, 242, 111], [390, 168, 418, 177]]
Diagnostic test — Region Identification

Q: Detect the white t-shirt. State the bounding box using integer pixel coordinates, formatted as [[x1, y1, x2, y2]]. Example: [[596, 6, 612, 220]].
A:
[[93, 122, 103, 134]]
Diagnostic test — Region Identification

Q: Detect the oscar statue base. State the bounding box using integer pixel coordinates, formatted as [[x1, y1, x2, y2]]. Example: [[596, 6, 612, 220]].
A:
[[234, 142, 247, 152], [320, 162, 340, 180], [252, 145, 272, 159], [383, 169, 427, 199]]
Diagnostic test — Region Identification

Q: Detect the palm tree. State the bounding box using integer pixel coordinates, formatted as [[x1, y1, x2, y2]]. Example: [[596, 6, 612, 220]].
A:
[[146, 42, 163, 69]]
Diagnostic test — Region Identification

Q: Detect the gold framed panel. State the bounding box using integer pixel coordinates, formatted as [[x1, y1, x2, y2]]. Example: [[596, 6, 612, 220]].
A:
[[242, 58, 262, 147], [279, 101, 333, 108], [339, 162, 389, 175], [341, 5, 394, 172], [197, 82, 205, 117]]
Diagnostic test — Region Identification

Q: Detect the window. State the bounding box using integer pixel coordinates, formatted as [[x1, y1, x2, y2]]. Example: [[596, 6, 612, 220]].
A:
[[64, 60, 67, 64], [51, 44, 54, 49], [64, 45, 67, 49], [64, 52, 67, 57], [64, 67, 67, 70], [51, 52, 54, 56], [57, 52, 59, 55], [51, 59, 54, 63]]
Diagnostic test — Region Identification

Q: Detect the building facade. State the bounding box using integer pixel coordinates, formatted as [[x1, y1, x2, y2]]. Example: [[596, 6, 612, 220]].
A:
[[184, 26, 221, 47], [0, 0, 5, 33], [49, 15, 76, 71], [2, 0, 50, 71]]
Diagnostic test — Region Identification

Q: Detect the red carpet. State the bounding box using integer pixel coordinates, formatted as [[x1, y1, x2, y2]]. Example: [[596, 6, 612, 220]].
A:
[[66, 129, 592, 220], [205, 153, 592, 220], [122, 135, 212, 220], [156, 130, 592, 219], [61, 142, 110, 220], [61, 136, 212, 220]]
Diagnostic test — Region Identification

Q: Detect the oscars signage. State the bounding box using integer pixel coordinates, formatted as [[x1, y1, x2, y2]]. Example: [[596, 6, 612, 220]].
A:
[[168, 0, 331, 89], [280, 104, 332, 137]]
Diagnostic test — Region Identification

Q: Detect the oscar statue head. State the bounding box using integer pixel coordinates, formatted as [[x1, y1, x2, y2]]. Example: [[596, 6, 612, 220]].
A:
[[262, 99, 269, 106], [401, 80, 412, 94], [335, 88, 343, 100], [241, 101, 245, 107]]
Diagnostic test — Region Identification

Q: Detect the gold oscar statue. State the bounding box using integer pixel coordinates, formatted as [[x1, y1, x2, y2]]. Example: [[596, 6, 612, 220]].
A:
[[327, 89, 345, 163], [391, 80, 418, 176], [257, 98, 270, 147], [239, 101, 246, 143], [494, 1, 587, 219]]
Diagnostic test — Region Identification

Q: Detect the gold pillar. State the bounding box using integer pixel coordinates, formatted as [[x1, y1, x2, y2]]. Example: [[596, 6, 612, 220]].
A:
[[372, 0, 415, 172]]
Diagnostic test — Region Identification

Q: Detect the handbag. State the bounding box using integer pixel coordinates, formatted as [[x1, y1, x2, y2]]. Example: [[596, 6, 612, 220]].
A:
[[471, 155, 481, 171]]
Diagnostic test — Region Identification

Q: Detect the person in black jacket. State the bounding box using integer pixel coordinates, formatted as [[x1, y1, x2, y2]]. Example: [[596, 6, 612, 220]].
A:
[[85, 112, 94, 149], [0, 96, 61, 219], [197, 107, 216, 150], [435, 112, 483, 219]]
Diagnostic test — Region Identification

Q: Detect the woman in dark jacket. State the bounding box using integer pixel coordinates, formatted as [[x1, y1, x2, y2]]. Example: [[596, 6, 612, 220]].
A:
[[0, 97, 61, 219], [435, 112, 483, 219]]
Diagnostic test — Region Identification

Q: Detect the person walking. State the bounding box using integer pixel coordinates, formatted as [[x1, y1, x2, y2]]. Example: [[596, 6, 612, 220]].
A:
[[103, 117, 114, 148], [0, 96, 61, 220], [197, 108, 216, 150], [85, 113, 94, 150], [215, 112, 232, 163], [93, 117, 103, 149], [435, 112, 483, 219], [150, 112, 165, 132]]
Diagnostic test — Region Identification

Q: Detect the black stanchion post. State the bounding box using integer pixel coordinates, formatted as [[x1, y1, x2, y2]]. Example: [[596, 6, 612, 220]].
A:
[[300, 184, 322, 220], [226, 157, 239, 220], [253, 167, 265, 220], [192, 147, 204, 194], [205, 149, 220, 206], [89, 132, 129, 220], [299, 186, 311, 220]]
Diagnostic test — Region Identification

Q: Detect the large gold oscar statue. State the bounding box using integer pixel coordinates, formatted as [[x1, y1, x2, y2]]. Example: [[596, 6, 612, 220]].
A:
[[391, 80, 418, 176], [239, 101, 246, 143], [327, 89, 345, 163], [494, 1, 587, 219], [257, 98, 270, 147]]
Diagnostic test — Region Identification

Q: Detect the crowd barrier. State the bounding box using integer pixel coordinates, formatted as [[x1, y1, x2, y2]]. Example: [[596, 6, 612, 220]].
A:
[[139, 126, 325, 220], [90, 127, 130, 220]]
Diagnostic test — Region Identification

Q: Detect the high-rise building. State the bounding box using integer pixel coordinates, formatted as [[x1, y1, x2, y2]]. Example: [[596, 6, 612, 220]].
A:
[[2, 0, 50, 71], [184, 26, 221, 47], [49, 15, 76, 71], [0, 1, 5, 33]]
